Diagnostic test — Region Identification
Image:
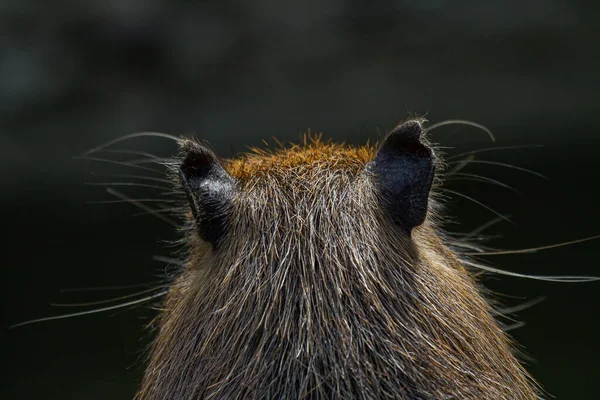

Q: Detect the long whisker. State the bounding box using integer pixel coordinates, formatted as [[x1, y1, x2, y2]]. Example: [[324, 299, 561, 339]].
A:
[[86, 182, 173, 191], [446, 154, 475, 176], [503, 322, 526, 332], [452, 233, 504, 243], [451, 242, 498, 253], [87, 199, 178, 205], [81, 132, 180, 157], [51, 286, 167, 308], [125, 157, 178, 166], [95, 149, 163, 159], [106, 187, 179, 227], [426, 119, 496, 143], [465, 235, 600, 256], [89, 172, 172, 184], [75, 156, 164, 175], [494, 296, 547, 316], [447, 173, 523, 195], [153, 255, 186, 267], [462, 215, 510, 240], [9, 291, 168, 329], [60, 282, 164, 293], [463, 260, 600, 282], [127, 207, 184, 219], [446, 145, 544, 161], [443, 189, 514, 224], [447, 160, 548, 180]]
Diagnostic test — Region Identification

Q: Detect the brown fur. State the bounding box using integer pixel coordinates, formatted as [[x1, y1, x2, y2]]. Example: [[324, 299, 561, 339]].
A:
[[137, 126, 539, 399], [226, 134, 375, 181]]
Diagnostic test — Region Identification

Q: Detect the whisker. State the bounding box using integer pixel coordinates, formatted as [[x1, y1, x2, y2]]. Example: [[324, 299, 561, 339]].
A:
[[75, 156, 164, 175], [86, 182, 173, 191], [465, 235, 600, 256], [446, 154, 475, 176], [447, 160, 548, 180], [95, 149, 164, 160], [451, 242, 497, 253], [60, 282, 164, 293], [51, 286, 167, 307], [447, 173, 523, 195], [124, 157, 178, 166], [87, 199, 178, 205], [81, 132, 180, 157], [106, 187, 179, 227], [446, 145, 544, 161], [462, 215, 510, 241], [153, 255, 186, 267], [10, 291, 168, 329], [503, 322, 526, 332], [463, 260, 600, 282], [426, 119, 496, 143], [443, 189, 514, 224], [90, 172, 172, 184], [452, 233, 504, 243], [494, 297, 547, 316], [127, 207, 184, 219]]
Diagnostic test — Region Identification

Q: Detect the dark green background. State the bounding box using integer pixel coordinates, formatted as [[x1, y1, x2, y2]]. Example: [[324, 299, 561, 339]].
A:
[[3, 1, 599, 399]]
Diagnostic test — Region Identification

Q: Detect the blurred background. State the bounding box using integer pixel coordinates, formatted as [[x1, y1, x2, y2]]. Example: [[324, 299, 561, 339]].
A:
[[3, 0, 599, 398]]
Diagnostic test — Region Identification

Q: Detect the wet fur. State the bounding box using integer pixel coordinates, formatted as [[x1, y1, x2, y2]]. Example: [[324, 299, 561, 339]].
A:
[[137, 125, 539, 399]]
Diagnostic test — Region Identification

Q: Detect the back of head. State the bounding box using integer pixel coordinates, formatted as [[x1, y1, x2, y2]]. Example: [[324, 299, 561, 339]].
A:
[[137, 120, 538, 399]]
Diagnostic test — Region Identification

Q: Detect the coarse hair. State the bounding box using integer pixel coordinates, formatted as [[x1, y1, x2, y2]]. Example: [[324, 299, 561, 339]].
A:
[[137, 120, 539, 399]]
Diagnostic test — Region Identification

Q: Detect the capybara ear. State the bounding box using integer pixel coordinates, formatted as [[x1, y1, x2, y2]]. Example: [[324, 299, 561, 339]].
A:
[[178, 139, 236, 249], [367, 120, 435, 234]]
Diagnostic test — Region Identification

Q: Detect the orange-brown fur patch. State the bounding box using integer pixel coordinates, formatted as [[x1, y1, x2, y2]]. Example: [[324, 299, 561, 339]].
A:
[[225, 133, 376, 181]]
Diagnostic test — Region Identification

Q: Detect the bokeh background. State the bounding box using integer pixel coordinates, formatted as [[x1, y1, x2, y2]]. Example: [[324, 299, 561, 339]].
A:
[[3, 1, 599, 399]]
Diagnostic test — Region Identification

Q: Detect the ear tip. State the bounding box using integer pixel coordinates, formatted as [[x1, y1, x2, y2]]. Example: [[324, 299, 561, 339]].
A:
[[179, 138, 213, 155], [179, 139, 219, 171], [389, 119, 424, 141], [378, 119, 432, 159]]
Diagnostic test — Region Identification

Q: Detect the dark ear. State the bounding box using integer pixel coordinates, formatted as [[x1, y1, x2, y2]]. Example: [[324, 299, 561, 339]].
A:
[[178, 139, 236, 249], [367, 120, 435, 234]]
